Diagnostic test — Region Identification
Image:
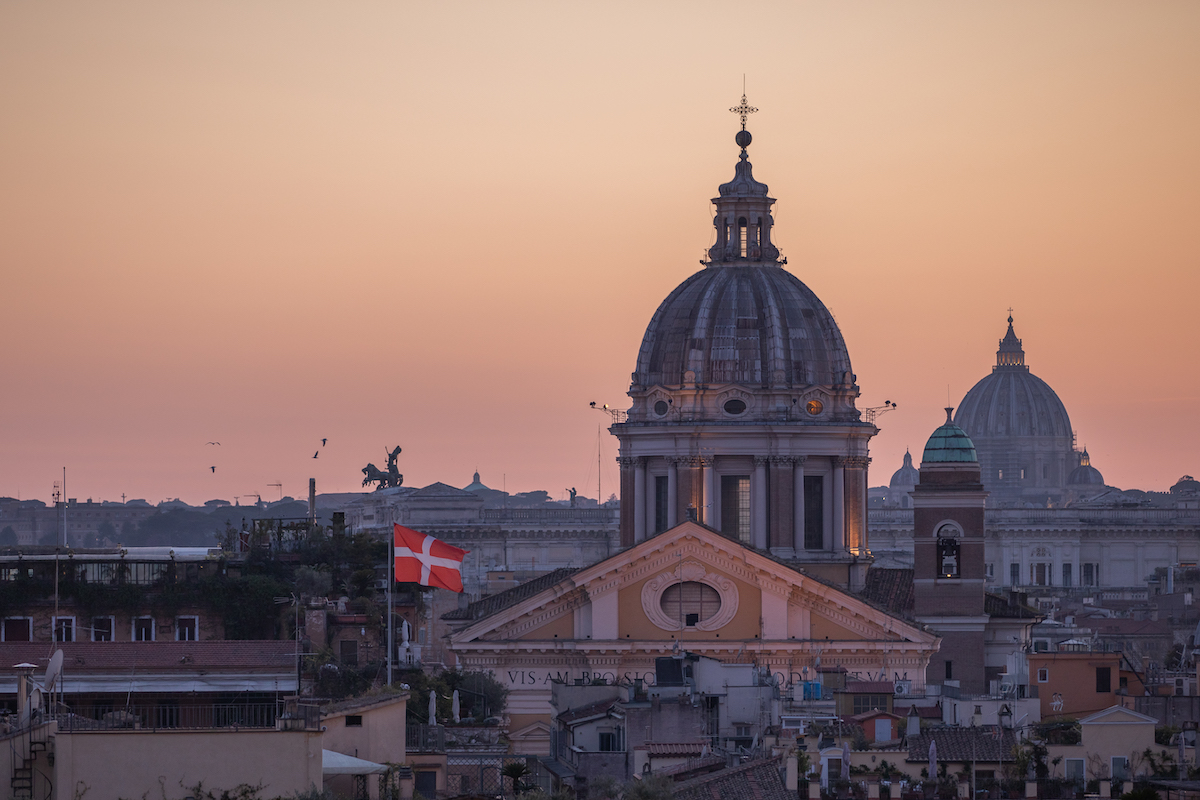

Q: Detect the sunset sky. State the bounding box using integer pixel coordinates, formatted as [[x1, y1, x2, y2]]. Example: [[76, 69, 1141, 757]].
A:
[[2, 2, 1198, 506]]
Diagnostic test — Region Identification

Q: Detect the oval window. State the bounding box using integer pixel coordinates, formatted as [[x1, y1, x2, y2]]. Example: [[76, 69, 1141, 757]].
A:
[[723, 399, 747, 415], [660, 581, 721, 627], [806, 399, 824, 416], [654, 400, 669, 416]]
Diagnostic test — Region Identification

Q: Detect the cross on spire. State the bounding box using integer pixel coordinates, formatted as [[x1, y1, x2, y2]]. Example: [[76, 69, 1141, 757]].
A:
[[730, 93, 757, 130]]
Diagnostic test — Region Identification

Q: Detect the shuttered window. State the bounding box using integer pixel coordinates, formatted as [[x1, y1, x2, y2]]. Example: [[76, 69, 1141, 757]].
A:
[[660, 582, 721, 627]]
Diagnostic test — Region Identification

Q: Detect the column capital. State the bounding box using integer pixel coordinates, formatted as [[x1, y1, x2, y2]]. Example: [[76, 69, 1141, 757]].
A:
[[665, 456, 683, 467], [753, 456, 771, 468], [699, 456, 715, 467], [843, 456, 871, 469], [770, 455, 797, 466], [618, 456, 643, 469], [680, 456, 703, 468]]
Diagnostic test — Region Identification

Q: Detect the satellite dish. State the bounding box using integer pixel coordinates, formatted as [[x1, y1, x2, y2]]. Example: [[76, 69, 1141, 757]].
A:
[[45, 649, 64, 693]]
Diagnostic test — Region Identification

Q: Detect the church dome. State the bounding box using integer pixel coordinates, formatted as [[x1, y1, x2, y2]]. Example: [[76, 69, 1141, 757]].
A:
[[922, 408, 979, 464], [633, 265, 851, 389], [954, 316, 1072, 438], [890, 449, 920, 487], [633, 119, 850, 391], [1067, 450, 1105, 486]]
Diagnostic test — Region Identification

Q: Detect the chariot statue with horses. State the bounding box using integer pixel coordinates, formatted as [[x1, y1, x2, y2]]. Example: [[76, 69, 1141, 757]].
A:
[[362, 446, 404, 491]]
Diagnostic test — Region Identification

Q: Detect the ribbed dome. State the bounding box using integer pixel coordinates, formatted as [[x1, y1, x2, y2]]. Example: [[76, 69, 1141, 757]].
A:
[[922, 408, 979, 464], [633, 266, 851, 389], [1068, 464, 1105, 486], [955, 317, 1072, 439], [1068, 449, 1105, 486], [890, 449, 920, 487]]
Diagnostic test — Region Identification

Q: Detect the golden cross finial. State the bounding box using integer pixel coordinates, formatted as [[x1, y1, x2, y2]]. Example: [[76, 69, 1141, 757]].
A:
[[730, 93, 757, 130]]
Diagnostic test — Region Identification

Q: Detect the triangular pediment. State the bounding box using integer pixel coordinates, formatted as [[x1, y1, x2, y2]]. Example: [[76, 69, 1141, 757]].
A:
[[448, 521, 935, 648], [1079, 705, 1158, 725]]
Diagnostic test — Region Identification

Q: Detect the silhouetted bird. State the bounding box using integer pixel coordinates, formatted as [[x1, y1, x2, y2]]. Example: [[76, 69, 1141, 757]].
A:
[[321, 438, 327, 446], [313, 451, 319, 459], [206, 442, 220, 446], [210, 466, 216, 473]]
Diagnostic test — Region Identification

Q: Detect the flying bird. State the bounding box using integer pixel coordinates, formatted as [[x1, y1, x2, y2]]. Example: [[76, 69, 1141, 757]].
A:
[[206, 442, 220, 446], [313, 451, 319, 459], [321, 438, 327, 447], [210, 466, 216, 473]]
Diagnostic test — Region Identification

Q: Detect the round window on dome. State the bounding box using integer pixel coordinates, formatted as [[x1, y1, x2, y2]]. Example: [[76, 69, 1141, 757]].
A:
[[806, 399, 824, 416], [723, 399, 747, 415], [660, 581, 721, 627], [654, 400, 669, 417]]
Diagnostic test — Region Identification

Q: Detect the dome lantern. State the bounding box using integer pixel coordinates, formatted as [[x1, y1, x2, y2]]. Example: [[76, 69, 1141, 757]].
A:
[[707, 94, 780, 264], [995, 313, 1026, 369]]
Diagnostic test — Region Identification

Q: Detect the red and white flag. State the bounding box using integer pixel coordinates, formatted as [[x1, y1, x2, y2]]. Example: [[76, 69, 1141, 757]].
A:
[[393, 524, 469, 593]]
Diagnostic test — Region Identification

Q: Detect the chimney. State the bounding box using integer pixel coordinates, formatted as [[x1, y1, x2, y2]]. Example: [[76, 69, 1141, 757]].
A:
[[907, 706, 920, 737], [308, 478, 316, 524]]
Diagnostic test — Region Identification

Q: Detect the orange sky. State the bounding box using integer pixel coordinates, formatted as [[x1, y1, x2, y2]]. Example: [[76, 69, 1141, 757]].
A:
[[2, 2, 1198, 506]]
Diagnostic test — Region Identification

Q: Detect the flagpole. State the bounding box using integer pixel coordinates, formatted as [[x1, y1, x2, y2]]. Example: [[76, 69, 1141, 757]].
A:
[[387, 527, 394, 687]]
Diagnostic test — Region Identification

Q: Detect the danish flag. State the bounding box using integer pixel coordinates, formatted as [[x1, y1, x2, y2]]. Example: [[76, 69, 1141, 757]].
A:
[[393, 524, 469, 593]]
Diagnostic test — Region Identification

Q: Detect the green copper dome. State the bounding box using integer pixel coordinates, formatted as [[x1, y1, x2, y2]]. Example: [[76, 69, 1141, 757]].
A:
[[922, 408, 979, 464]]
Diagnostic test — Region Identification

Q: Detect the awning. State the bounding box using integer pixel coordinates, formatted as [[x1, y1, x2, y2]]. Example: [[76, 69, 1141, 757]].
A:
[[323, 750, 388, 776]]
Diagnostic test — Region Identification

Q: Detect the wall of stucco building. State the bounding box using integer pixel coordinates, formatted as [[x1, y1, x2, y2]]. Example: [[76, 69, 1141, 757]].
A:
[[54, 729, 323, 799]]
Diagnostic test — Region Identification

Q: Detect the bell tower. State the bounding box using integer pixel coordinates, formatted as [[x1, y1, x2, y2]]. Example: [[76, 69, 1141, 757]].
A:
[[912, 408, 989, 695]]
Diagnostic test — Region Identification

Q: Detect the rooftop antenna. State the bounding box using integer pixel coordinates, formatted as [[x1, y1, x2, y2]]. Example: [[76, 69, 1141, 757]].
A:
[[591, 402, 628, 507], [268, 482, 283, 501]]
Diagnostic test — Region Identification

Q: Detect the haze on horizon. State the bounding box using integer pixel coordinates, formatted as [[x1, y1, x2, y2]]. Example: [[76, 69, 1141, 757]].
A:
[[2, 2, 1198, 507]]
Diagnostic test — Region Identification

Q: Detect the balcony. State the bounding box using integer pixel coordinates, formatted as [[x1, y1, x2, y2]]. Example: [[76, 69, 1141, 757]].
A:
[[57, 702, 320, 732]]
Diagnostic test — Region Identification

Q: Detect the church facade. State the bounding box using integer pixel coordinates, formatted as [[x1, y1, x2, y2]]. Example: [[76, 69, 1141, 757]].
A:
[[444, 521, 938, 753]]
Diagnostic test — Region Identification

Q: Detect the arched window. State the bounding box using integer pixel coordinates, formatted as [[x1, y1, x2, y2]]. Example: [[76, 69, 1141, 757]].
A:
[[737, 217, 748, 257], [936, 524, 961, 578], [660, 581, 721, 627]]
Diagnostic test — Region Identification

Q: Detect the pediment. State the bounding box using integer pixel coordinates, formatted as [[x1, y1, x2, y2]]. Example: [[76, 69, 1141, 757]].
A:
[[1079, 705, 1158, 725], [449, 521, 934, 647]]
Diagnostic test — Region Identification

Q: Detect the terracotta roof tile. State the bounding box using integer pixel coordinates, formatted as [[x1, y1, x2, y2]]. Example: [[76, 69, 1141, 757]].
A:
[[672, 757, 791, 800], [906, 727, 1017, 762], [442, 567, 579, 621]]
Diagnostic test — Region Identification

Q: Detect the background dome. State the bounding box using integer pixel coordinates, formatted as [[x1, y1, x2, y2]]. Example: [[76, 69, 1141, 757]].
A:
[[633, 265, 851, 388], [890, 450, 920, 487], [954, 317, 1072, 438], [1068, 449, 1104, 486]]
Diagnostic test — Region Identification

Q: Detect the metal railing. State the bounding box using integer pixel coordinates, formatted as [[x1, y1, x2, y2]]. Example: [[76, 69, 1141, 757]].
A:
[[481, 508, 619, 524], [406, 722, 446, 752], [58, 702, 317, 732], [869, 507, 1200, 526]]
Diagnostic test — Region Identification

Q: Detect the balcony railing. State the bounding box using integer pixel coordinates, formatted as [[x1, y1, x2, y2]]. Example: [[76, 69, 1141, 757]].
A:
[[57, 702, 319, 732], [407, 722, 446, 752], [481, 508, 619, 524]]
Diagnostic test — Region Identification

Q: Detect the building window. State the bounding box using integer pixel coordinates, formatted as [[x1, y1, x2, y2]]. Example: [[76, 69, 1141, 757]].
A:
[[661, 582, 720, 628], [945, 661, 953, 681], [2, 617, 31, 642], [998, 469, 1003, 480], [92, 616, 114, 642], [1010, 563, 1021, 586], [654, 475, 669, 534], [737, 217, 747, 257], [1031, 563, 1050, 586], [1083, 563, 1097, 586], [345, 715, 363, 727], [340, 639, 359, 666], [804, 475, 824, 550], [1037, 668, 1049, 682], [852, 695, 890, 714], [599, 731, 621, 752], [54, 616, 75, 642], [1111, 757, 1129, 781], [1096, 667, 1112, 693], [176, 616, 198, 641], [1062, 563, 1073, 587], [986, 563, 994, 579], [132, 616, 154, 641], [720, 475, 750, 543]]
